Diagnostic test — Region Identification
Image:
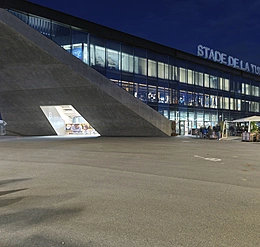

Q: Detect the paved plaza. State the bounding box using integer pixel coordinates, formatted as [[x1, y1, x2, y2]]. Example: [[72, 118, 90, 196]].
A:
[[0, 135, 259, 247]]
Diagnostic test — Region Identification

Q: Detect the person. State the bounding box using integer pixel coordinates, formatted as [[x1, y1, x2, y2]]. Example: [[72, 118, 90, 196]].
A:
[[195, 128, 199, 138], [199, 126, 203, 138], [0, 119, 7, 136], [71, 124, 82, 133], [229, 125, 235, 136], [216, 124, 221, 140], [208, 126, 213, 139], [203, 127, 207, 138]]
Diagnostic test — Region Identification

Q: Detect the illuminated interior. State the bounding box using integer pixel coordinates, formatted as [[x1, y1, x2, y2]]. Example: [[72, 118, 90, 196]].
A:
[[40, 105, 100, 136]]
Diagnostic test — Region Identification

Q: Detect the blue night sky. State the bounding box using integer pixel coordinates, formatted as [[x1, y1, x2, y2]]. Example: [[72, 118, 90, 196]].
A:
[[29, 0, 260, 65]]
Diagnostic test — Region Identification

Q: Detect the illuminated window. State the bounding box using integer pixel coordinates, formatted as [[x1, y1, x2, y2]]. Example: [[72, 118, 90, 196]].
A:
[[224, 97, 229, 109], [72, 43, 82, 60], [165, 64, 169, 80], [147, 85, 157, 102], [170, 65, 178, 81], [180, 68, 186, 83], [237, 99, 241, 111], [204, 74, 209, 88], [245, 83, 251, 95], [179, 91, 187, 105], [158, 62, 165, 79], [187, 70, 193, 84], [90, 45, 105, 67], [210, 76, 218, 89], [107, 48, 119, 70], [223, 78, 230, 91], [134, 57, 147, 75], [204, 94, 209, 108], [210, 95, 217, 108], [230, 98, 234, 110], [148, 59, 157, 77]]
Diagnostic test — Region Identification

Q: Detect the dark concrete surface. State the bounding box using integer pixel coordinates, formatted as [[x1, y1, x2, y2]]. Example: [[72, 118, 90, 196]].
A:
[[0, 9, 172, 137], [0, 135, 259, 247]]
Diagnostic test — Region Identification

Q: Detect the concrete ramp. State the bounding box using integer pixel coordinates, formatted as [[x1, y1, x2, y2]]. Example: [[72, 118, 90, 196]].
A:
[[0, 9, 172, 136]]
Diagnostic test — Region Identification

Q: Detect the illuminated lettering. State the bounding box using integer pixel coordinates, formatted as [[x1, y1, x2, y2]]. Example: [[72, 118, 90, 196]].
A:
[[257, 66, 260, 75], [251, 64, 256, 73], [209, 49, 215, 60], [197, 44, 204, 56], [197, 44, 260, 75], [228, 56, 234, 66], [221, 53, 227, 64], [245, 62, 250, 72], [204, 46, 210, 58], [214, 51, 221, 63]]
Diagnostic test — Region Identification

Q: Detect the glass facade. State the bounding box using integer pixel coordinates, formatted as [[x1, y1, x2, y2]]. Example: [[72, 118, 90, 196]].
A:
[[8, 9, 260, 135]]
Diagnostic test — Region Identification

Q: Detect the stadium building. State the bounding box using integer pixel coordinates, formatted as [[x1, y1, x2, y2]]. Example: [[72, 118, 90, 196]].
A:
[[0, 0, 259, 136]]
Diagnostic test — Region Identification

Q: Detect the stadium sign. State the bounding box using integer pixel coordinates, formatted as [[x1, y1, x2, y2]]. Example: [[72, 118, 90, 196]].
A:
[[197, 44, 260, 75]]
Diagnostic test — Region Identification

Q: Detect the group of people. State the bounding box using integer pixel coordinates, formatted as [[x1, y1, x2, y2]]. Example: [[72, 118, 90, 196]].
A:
[[198, 125, 221, 140]]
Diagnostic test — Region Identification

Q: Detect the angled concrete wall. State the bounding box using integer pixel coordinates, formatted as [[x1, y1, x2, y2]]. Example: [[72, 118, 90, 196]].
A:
[[0, 9, 172, 136]]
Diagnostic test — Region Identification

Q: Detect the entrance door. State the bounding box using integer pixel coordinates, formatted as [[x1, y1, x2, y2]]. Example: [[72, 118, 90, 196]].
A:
[[180, 120, 185, 135]]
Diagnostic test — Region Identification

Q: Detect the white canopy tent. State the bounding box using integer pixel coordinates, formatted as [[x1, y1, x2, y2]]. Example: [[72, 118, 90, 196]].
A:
[[232, 115, 260, 132]]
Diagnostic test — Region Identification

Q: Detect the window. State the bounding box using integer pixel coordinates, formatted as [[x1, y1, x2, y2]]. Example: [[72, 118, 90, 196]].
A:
[[52, 21, 71, 46], [90, 36, 105, 67], [158, 62, 165, 79], [134, 49, 147, 76], [122, 52, 134, 72], [187, 70, 193, 84], [179, 91, 187, 105], [169, 65, 178, 81], [179, 68, 186, 83], [242, 100, 249, 112], [219, 96, 223, 109], [71, 43, 83, 60], [107, 48, 119, 70], [172, 89, 178, 104], [180, 110, 187, 120], [165, 64, 169, 80], [219, 77, 229, 91], [194, 72, 203, 86], [187, 92, 194, 106], [121, 45, 134, 73], [223, 97, 229, 109], [147, 51, 157, 78], [250, 101, 259, 112], [122, 81, 134, 95], [223, 78, 230, 91], [204, 94, 209, 108], [204, 74, 209, 88], [135, 76, 147, 102], [210, 95, 217, 108], [106, 41, 120, 70], [158, 86, 170, 104], [245, 83, 251, 95], [138, 84, 147, 102], [147, 85, 157, 103], [196, 93, 204, 107], [148, 59, 157, 77], [71, 29, 88, 63], [9, 10, 28, 24], [210, 75, 218, 89], [230, 98, 234, 110], [28, 15, 52, 38], [252, 85, 259, 96], [90, 45, 105, 67], [237, 99, 241, 111]]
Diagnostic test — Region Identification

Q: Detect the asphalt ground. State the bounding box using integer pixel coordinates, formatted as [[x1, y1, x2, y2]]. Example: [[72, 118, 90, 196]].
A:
[[0, 135, 259, 247]]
